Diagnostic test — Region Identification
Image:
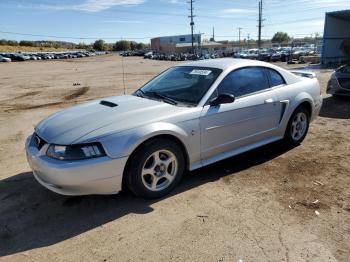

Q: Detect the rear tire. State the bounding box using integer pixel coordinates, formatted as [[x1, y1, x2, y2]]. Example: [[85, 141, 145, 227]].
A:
[[125, 139, 185, 199], [284, 106, 310, 146]]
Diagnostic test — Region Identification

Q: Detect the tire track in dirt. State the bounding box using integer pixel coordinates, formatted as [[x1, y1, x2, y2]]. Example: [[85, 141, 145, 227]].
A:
[[1, 86, 90, 113], [63, 86, 89, 100]]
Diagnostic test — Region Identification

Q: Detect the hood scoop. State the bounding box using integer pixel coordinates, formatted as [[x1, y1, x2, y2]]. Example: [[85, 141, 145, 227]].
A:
[[100, 100, 118, 108]]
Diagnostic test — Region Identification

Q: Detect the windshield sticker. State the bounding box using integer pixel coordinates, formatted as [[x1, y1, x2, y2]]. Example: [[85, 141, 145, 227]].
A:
[[190, 69, 212, 76]]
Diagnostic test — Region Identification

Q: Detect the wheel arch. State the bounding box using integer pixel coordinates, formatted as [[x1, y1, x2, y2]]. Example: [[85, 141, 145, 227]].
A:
[[280, 95, 313, 136], [121, 133, 190, 190], [295, 100, 313, 118], [289, 92, 314, 120], [283, 99, 312, 145]]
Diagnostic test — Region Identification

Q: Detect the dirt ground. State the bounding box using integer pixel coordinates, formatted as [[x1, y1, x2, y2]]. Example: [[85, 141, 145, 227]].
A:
[[0, 55, 349, 262]]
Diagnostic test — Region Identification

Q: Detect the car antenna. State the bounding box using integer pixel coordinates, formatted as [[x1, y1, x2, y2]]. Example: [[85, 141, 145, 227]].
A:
[[122, 53, 126, 95]]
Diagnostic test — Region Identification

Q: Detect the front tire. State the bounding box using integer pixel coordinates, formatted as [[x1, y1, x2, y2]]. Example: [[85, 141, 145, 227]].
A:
[[284, 106, 310, 146], [126, 139, 185, 199]]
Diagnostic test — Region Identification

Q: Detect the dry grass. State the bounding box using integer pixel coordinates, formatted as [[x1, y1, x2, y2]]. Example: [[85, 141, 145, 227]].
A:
[[0, 45, 81, 53]]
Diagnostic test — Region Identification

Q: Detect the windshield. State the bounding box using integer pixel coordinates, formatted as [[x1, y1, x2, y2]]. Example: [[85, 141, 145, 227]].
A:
[[136, 66, 222, 106]]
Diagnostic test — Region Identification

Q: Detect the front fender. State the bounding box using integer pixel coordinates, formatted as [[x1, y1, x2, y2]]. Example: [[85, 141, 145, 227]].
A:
[[98, 122, 192, 159]]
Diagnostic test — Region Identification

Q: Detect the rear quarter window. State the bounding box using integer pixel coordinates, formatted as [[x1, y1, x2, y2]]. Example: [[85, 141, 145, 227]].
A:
[[268, 69, 286, 87]]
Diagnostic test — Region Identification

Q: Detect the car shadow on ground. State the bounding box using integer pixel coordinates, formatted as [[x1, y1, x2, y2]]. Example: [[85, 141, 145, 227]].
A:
[[320, 96, 350, 119], [0, 141, 294, 257]]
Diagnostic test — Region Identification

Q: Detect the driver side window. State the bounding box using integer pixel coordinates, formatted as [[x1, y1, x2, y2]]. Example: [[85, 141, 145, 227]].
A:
[[216, 67, 270, 98]]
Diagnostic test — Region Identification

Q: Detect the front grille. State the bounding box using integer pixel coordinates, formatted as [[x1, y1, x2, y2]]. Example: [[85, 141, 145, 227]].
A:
[[338, 78, 350, 90], [33, 133, 47, 150]]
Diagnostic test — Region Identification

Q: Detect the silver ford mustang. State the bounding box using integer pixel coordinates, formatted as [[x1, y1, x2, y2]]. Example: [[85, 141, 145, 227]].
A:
[[26, 59, 323, 198]]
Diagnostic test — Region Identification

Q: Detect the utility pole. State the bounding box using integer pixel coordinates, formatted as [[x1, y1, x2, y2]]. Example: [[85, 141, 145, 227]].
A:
[[238, 27, 242, 50], [188, 0, 195, 53], [258, 0, 264, 49], [198, 31, 201, 50], [247, 34, 250, 49], [258, 0, 261, 49], [314, 32, 319, 53]]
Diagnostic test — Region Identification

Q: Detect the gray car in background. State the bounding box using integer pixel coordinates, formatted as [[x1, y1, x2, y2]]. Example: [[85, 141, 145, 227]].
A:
[[327, 64, 350, 96], [0, 55, 11, 62], [26, 58, 322, 199]]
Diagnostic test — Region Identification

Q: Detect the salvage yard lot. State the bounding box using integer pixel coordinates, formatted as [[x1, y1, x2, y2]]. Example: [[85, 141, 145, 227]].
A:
[[0, 54, 349, 261]]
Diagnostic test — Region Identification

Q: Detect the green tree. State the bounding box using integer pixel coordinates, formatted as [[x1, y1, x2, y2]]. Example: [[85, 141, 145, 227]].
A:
[[130, 41, 137, 50], [0, 39, 7, 45], [136, 42, 146, 50], [19, 40, 35, 47], [93, 39, 106, 51], [5, 40, 19, 46], [76, 42, 91, 50], [271, 32, 290, 43], [113, 40, 130, 51]]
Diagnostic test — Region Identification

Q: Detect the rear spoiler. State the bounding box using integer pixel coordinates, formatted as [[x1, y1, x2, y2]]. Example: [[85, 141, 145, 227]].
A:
[[290, 70, 316, 79]]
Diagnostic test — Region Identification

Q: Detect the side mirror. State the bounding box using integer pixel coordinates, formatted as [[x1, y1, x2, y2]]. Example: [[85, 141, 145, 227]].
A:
[[209, 93, 235, 106]]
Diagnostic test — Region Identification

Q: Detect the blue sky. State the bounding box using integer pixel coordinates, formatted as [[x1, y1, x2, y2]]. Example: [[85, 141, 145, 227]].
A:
[[0, 0, 350, 43]]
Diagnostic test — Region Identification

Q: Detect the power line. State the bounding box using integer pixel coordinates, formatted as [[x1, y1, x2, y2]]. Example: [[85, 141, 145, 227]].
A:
[[264, 17, 323, 27], [0, 30, 155, 40], [0, 29, 323, 43]]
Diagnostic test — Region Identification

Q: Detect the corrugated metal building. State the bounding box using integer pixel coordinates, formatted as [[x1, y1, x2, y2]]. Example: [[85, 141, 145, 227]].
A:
[[322, 9, 350, 65], [151, 34, 201, 54]]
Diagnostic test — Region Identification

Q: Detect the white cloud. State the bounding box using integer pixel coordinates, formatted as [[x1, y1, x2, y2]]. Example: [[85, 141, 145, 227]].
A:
[[25, 0, 146, 12], [160, 0, 186, 4], [220, 8, 257, 18], [75, 0, 145, 12], [222, 8, 256, 14], [303, 0, 350, 8], [306, 19, 325, 27], [100, 19, 144, 23], [265, 0, 350, 9]]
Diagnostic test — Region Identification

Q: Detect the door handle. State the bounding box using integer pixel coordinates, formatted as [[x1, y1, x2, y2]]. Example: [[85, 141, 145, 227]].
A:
[[264, 98, 274, 104]]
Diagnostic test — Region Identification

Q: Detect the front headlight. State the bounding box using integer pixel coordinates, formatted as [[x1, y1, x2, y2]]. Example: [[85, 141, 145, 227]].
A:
[[46, 143, 106, 160]]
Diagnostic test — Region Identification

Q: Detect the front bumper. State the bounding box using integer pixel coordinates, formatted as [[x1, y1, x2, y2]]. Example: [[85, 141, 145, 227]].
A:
[[25, 135, 128, 195], [327, 78, 350, 96]]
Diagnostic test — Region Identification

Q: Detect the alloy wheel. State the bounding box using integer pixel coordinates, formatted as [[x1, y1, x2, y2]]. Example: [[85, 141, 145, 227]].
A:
[[291, 112, 307, 141], [141, 150, 178, 192]]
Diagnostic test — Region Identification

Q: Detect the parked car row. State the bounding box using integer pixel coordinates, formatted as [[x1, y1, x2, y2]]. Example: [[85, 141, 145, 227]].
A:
[[234, 47, 319, 62], [120, 50, 148, 57], [0, 51, 109, 62], [143, 51, 234, 62], [140, 47, 319, 63]]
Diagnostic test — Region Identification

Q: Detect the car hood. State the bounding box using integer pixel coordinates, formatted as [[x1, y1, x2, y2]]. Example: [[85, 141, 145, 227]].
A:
[[35, 95, 191, 145]]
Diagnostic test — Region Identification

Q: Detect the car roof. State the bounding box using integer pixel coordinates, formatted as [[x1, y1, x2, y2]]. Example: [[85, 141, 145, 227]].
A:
[[178, 58, 301, 85], [178, 58, 273, 70]]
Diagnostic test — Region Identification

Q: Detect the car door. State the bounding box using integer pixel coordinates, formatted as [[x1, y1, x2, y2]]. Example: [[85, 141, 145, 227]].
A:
[[200, 67, 283, 161]]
